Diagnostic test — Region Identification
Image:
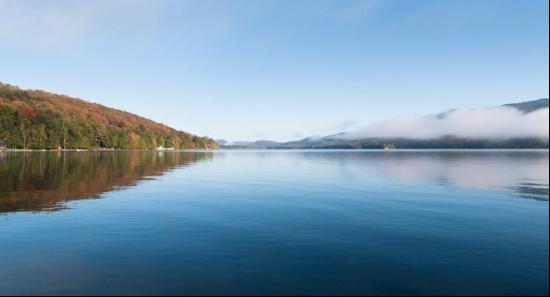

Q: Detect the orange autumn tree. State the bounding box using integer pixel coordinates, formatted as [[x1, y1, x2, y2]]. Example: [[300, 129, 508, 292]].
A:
[[0, 82, 218, 150]]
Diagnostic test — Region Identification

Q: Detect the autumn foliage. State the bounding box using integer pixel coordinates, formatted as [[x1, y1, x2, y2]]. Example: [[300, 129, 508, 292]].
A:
[[0, 82, 218, 149]]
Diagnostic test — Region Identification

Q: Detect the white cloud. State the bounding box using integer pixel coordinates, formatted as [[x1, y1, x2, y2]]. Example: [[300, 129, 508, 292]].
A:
[[340, 106, 549, 140]]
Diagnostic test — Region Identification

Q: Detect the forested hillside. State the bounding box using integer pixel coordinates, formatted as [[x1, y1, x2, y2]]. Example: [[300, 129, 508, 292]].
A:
[[0, 83, 218, 149]]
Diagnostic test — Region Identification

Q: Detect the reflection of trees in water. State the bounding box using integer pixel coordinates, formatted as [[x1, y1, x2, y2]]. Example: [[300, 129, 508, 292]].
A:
[[0, 151, 213, 214]]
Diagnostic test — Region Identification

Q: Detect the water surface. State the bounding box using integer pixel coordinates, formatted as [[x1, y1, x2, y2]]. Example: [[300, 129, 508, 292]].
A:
[[0, 150, 548, 295]]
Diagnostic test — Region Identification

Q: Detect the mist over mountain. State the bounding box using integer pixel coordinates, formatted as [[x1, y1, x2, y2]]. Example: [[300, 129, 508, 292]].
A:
[[337, 99, 548, 141], [222, 99, 549, 149]]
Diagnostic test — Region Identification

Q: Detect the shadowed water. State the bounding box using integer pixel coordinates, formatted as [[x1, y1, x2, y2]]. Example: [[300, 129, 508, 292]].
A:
[[0, 150, 548, 295]]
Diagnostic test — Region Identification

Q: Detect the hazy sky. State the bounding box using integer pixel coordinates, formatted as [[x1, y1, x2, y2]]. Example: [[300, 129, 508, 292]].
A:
[[1, 0, 548, 141]]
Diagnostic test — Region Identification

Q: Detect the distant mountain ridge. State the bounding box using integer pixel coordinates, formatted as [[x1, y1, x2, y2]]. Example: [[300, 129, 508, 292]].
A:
[[216, 140, 281, 148], [503, 98, 549, 113], [0, 82, 218, 149], [221, 99, 549, 149]]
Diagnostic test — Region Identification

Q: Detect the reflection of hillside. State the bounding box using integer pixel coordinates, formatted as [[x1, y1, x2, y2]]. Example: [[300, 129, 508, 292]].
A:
[[0, 151, 212, 214], [295, 150, 549, 201], [371, 151, 548, 194]]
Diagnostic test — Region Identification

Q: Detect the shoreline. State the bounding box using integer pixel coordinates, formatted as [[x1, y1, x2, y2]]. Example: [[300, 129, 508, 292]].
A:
[[1, 148, 548, 153], [0, 148, 218, 152]]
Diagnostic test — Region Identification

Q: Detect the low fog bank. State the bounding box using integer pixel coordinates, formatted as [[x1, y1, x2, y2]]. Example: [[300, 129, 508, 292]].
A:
[[339, 106, 549, 141]]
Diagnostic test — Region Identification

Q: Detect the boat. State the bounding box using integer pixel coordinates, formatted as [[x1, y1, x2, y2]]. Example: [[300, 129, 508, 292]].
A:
[[156, 146, 175, 151]]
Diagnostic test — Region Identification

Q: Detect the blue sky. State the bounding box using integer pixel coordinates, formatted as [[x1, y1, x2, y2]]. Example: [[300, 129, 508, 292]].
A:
[[1, 0, 548, 142]]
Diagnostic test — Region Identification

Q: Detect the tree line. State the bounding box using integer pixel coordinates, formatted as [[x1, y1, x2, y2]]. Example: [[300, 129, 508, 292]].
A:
[[0, 83, 218, 150]]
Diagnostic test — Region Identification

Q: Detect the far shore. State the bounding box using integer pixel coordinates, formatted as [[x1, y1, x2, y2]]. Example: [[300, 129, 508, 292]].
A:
[[1, 147, 548, 153]]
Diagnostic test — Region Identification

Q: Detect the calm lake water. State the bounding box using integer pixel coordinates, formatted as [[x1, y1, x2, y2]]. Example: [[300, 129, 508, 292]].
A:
[[0, 150, 548, 295]]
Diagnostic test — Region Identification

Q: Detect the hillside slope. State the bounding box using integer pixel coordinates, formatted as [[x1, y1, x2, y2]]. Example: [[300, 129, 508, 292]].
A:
[[0, 83, 218, 149], [503, 98, 549, 113]]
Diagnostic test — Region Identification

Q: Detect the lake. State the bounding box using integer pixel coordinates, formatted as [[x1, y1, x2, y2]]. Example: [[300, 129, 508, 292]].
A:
[[0, 150, 548, 295]]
